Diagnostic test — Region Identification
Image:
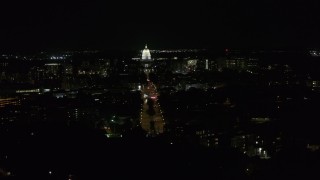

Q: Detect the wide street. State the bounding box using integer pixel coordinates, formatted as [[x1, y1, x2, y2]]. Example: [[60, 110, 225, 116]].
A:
[[140, 79, 164, 135]]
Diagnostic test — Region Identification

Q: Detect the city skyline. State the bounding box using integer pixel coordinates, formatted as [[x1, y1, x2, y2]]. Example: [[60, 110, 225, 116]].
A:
[[1, 39, 320, 178], [1, 1, 320, 179]]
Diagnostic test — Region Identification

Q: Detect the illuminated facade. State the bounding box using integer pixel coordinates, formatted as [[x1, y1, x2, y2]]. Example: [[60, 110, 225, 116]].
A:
[[0, 98, 20, 108], [141, 44, 153, 73], [142, 44, 151, 60]]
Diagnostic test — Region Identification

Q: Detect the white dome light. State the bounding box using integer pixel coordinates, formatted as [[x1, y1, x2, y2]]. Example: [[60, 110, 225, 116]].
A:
[[142, 44, 151, 60]]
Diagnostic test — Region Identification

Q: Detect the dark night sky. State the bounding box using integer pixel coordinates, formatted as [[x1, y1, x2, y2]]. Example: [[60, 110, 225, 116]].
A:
[[0, 0, 320, 52]]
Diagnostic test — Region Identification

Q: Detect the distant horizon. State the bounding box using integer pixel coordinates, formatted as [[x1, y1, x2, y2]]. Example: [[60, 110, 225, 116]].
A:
[[1, 46, 319, 55]]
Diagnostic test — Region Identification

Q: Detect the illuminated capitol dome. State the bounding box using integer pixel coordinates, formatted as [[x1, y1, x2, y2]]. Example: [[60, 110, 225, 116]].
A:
[[142, 44, 151, 60]]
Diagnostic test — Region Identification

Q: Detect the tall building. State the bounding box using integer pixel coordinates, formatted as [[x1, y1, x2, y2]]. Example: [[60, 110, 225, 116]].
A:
[[218, 57, 258, 71], [44, 63, 63, 79], [142, 44, 151, 60], [141, 44, 153, 73]]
